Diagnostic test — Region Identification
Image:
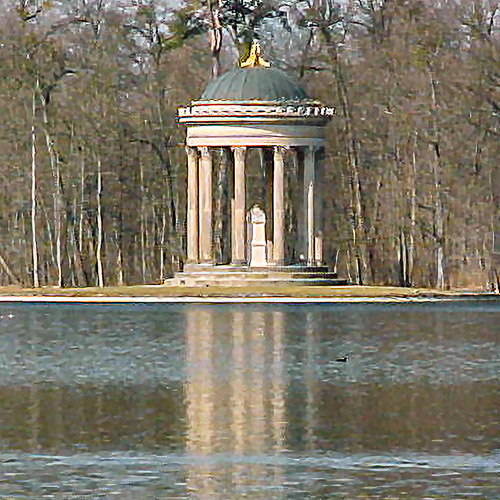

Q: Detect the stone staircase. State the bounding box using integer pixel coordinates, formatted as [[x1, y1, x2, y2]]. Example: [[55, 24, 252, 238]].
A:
[[166, 264, 349, 287]]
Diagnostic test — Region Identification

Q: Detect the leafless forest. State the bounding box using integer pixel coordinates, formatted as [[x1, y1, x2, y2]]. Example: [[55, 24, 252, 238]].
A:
[[0, 1, 498, 289]]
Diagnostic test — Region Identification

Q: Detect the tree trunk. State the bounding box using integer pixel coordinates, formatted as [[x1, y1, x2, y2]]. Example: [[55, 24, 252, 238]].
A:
[[208, 0, 223, 78], [96, 155, 104, 288], [115, 231, 124, 286], [39, 89, 63, 287], [408, 141, 418, 286], [160, 196, 166, 280], [39, 197, 56, 279], [428, 67, 445, 289], [31, 87, 39, 288], [139, 160, 147, 283], [79, 153, 85, 254], [0, 252, 20, 285], [330, 45, 366, 284]]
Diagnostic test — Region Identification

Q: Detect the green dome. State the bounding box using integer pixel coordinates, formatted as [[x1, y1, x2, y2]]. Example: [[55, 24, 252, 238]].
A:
[[202, 67, 308, 101]]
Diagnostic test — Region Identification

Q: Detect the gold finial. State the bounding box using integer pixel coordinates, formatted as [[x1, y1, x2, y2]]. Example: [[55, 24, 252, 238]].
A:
[[240, 42, 271, 68]]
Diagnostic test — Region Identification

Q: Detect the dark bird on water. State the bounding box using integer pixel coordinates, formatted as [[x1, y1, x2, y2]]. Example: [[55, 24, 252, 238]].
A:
[[335, 355, 349, 363]]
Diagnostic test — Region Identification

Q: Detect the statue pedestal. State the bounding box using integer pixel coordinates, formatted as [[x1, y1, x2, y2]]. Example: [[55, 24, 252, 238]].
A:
[[248, 206, 267, 268]]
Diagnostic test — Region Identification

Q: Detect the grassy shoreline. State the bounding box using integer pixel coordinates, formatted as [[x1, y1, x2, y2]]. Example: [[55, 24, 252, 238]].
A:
[[0, 284, 496, 300]]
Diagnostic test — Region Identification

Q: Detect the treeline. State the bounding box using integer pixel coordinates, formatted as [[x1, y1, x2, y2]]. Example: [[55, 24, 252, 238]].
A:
[[0, 0, 498, 289]]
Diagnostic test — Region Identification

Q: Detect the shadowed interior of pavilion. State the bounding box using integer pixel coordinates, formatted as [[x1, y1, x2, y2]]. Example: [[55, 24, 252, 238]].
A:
[[171, 44, 347, 286]]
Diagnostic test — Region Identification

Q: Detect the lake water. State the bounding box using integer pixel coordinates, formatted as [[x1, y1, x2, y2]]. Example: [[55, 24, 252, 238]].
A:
[[0, 301, 499, 498]]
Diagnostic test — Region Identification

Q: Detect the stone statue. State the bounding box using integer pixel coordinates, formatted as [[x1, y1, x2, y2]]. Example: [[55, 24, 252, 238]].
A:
[[248, 205, 267, 268]]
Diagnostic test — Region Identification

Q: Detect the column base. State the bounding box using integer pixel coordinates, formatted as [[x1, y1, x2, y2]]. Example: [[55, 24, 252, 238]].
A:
[[268, 260, 286, 267], [231, 260, 247, 266]]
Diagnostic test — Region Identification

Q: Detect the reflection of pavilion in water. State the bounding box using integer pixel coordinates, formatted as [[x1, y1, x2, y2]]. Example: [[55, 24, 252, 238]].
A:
[[184, 308, 299, 496]]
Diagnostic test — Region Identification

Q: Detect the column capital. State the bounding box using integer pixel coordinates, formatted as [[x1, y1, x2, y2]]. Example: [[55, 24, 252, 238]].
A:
[[185, 145, 198, 159], [231, 146, 247, 162], [304, 144, 321, 157], [199, 146, 211, 159]]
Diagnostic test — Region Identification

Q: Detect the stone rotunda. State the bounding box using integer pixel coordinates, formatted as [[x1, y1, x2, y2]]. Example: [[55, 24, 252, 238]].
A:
[[173, 44, 345, 286]]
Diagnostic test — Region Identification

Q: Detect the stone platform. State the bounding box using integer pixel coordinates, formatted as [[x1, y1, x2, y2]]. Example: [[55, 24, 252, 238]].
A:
[[166, 264, 349, 287]]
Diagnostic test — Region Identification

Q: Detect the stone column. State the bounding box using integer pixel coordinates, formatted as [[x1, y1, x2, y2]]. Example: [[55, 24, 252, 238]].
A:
[[264, 148, 274, 261], [314, 147, 325, 264], [295, 148, 305, 262], [273, 146, 285, 265], [186, 146, 199, 263], [304, 146, 316, 266], [232, 147, 247, 265], [198, 147, 213, 263]]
